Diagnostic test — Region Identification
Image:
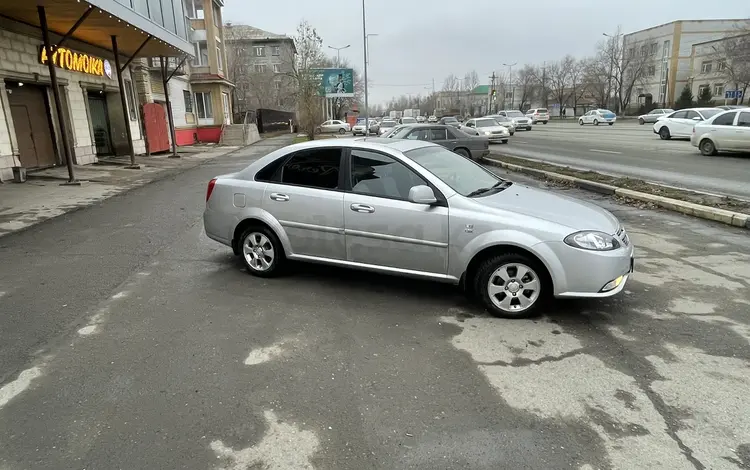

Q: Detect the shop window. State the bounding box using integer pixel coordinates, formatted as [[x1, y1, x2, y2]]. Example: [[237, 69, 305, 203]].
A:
[[183, 90, 193, 113], [195, 92, 213, 119], [124, 79, 137, 121]]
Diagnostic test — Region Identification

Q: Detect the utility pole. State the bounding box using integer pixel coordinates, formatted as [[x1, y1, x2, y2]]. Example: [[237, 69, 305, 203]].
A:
[[503, 62, 516, 111], [541, 61, 548, 108], [488, 72, 497, 114], [361, 0, 370, 135]]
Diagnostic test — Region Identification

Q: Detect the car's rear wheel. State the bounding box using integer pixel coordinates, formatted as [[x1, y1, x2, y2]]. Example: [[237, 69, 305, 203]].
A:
[[454, 148, 471, 159], [639, 118, 645, 125], [659, 127, 671, 140], [593, 119, 599, 126], [240, 226, 285, 278], [700, 139, 717, 156], [338, 128, 346, 134], [501, 139, 508, 144], [475, 253, 546, 319]]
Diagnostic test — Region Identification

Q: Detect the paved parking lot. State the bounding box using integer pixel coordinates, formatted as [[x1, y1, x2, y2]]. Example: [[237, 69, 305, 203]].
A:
[[493, 120, 750, 199], [0, 141, 748, 469]]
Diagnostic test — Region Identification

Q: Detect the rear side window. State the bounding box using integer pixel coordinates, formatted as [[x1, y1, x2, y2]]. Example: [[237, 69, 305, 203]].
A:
[[713, 111, 737, 126], [275, 148, 342, 189], [738, 112, 750, 127], [672, 111, 688, 119]]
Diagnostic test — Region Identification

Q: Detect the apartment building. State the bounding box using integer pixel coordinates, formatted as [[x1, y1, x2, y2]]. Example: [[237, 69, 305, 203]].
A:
[[0, 0, 192, 181], [623, 19, 749, 109], [689, 33, 750, 104], [224, 24, 297, 119]]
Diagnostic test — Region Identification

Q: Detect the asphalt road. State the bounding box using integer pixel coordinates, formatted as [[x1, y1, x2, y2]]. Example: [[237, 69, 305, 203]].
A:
[[1, 136, 749, 469], [492, 120, 750, 200]]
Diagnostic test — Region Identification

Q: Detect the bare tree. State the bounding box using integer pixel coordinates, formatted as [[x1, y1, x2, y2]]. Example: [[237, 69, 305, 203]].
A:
[[711, 31, 750, 104], [599, 35, 653, 112], [463, 70, 479, 92], [546, 56, 575, 115], [288, 20, 326, 139], [515, 64, 538, 111], [569, 57, 590, 115], [582, 54, 609, 107]]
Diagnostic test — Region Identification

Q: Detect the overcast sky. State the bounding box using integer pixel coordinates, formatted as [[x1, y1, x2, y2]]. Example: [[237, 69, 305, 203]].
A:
[[223, 0, 749, 105]]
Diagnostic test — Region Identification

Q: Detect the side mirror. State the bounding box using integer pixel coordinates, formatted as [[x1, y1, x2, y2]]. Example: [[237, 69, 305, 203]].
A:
[[408, 185, 437, 205], [692, 116, 701, 121]]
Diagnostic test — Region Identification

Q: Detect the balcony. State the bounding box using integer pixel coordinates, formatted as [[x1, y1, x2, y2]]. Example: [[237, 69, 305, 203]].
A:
[[148, 57, 187, 76]]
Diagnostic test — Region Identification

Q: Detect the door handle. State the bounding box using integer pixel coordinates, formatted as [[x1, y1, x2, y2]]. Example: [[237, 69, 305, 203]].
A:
[[350, 203, 375, 213], [270, 193, 289, 202]]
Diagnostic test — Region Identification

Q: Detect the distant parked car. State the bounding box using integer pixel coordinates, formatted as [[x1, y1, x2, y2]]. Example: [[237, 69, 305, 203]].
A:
[[438, 116, 461, 128], [652, 108, 722, 140], [579, 109, 617, 126], [382, 124, 408, 138], [352, 118, 378, 136], [427, 115, 438, 123], [691, 108, 750, 155], [389, 124, 489, 160], [525, 108, 550, 124], [496, 110, 532, 131], [416, 115, 426, 122], [317, 120, 350, 134], [399, 117, 417, 125], [638, 108, 674, 125], [378, 119, 398, 136], [461, 118, 510, 144]]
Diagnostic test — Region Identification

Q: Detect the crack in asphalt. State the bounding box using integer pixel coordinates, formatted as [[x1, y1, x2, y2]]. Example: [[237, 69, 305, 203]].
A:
[[476, 348, 586, 367]]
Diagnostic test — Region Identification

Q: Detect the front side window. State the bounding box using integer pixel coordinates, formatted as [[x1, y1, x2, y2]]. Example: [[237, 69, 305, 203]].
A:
[[280, 149, 341, 189], [672, 111, 687, 119], [406, 146, 502, 197], [685, 110, 700, 120], [195, 92, 213, 118], [713, 111, 737, 126], [429, 128, 448, 140], [350, 150, 427, 200]]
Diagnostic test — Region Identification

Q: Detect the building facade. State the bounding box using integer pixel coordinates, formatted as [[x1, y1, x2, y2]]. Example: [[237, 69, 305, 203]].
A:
[[0, 0, 193, 182], [689, 33, 750, 105], [224, 24, 297, 120], [623, 19, 749, 110]]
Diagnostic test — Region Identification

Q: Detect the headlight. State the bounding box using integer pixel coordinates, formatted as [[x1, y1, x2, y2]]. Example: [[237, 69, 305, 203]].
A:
[[484, 130, 492, 135], [564, 231, 620, 251]]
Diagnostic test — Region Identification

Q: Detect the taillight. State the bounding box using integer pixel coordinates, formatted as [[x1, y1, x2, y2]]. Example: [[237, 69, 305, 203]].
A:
[[206, 178, 217, 202]]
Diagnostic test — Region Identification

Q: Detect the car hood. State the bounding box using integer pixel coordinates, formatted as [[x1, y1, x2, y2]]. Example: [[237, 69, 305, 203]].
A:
[[476, 184, 620, 232]]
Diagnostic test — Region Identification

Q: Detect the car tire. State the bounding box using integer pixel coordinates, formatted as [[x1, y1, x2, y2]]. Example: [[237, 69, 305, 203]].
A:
[[526, 126, 532, 131], [659, 127, 671, 140], [239, 226, 285, 278], [510, 131, 515, 136], [639, 118, 645, 125], [579, 120, 584, 126], [474, 253, 547, 319], [315, 128, 322, 134], [608, 122, 614, 126], [699, 138, 717, 156], [338, 128, 346, 134], [593, 119, 599, 126], [501, 139, 508, 144], [454, 148, 472, 159], [542, 121, 548, 125]]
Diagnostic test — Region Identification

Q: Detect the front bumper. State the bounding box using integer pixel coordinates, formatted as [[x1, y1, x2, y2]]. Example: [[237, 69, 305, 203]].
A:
[[536, 240, 635, 298]]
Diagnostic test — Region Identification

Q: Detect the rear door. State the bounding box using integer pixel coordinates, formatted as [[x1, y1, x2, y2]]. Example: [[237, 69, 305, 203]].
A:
[[734, 111, 750, 151], [343, 148, 449, 275], [261, 147, 346, 260]]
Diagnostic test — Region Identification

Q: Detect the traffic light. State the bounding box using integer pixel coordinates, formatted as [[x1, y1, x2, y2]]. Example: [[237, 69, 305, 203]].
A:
[[491, 89, 497, 101]]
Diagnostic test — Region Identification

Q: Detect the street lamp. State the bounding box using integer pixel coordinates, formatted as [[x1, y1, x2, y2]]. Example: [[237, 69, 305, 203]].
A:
[[503, 62, 516, 112], [327, 44, 350, 67], [361, 0, 370, 135]]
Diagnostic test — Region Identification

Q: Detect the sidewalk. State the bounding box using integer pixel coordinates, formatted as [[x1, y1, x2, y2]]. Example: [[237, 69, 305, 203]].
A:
[[0, 144, 241, 238]]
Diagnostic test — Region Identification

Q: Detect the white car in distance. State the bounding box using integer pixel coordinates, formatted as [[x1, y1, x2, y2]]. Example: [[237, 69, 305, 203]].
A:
[[638, 108, 674, 125], [317, 120, 350, 134], [691, 108, 750, 155], [652, 108, 722, 140], [579, 109, 617, 126]]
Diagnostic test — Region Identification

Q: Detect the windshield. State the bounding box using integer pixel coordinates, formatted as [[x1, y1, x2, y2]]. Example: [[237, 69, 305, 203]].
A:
[[490, 116, 510, 122], [475, 118, 498, 128], [505, 111, 524, 117], [406, 146, 506, 197], [380, 121, 396, 128], [391, 127, 414, 139], [401, 118, 417, 123], [699, 109, 721, 119], [443, 117, 458, 123]]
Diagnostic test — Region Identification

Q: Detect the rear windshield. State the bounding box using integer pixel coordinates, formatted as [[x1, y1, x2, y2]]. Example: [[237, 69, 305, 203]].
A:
[[475, 118, 498, 127], [700, 109, 721, 119], [443, 117, 458, 122], [505, 111, 524, 117], [536, 109, 548, 113], [380, 121, 396, 128], [401, 118, 417, 123]]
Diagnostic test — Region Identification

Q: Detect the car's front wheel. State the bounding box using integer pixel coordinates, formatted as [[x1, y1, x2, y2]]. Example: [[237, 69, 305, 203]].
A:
[[639, 118, 645, 125], [542, 121, 548, 125], [579, 120, 584, 126], [475, 253, 546, 319], [659, 127, 671, 140], [338, 128, 346, 134], [240, 226, 285, 278]]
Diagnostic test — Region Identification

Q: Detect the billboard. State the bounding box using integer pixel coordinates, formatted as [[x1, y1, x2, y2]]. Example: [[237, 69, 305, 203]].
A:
[[314, 68, 355, 98]]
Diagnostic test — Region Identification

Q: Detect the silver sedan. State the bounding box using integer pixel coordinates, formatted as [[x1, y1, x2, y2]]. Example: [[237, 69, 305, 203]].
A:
[[638, 108, 674, 125], [204, 139, 635, 318]]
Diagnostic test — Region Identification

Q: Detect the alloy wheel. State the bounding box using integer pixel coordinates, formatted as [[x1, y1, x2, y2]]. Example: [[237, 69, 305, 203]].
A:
[[487, 263, 541, 314], [243, 232, 275, 272]]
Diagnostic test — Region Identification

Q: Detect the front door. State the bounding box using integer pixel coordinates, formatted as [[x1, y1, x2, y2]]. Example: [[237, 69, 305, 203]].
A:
[[261, 147, 346, 260], [344, 148, 449, 275], [7, 84, 56, 168], [222, 92, 231, 125], [87, 93, 114, 156], [734, 111, 750, 151]]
